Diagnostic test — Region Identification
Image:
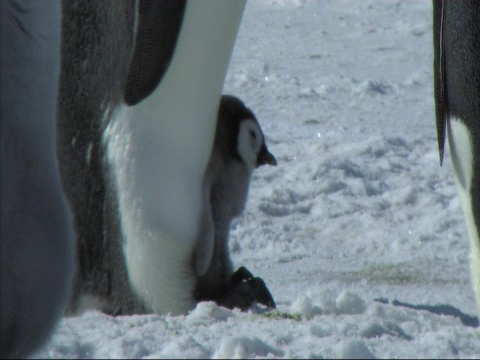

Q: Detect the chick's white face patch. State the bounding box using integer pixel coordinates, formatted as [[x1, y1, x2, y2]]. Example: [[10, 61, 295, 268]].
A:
[[237, 119, 263, 169]]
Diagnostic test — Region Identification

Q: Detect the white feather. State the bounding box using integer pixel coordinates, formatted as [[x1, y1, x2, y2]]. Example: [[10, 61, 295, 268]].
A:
[[447, 118, 480, 315], [237, 119, 263, 169], [104, 1, 246, 314]]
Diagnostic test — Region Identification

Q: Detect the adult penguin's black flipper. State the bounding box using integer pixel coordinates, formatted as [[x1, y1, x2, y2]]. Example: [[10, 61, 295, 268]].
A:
[[125, 1, 186, 106], [433, 0, 447, 166]]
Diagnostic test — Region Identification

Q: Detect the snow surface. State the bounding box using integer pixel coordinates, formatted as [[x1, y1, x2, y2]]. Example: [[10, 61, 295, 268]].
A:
[[33, 0, 480, 358]]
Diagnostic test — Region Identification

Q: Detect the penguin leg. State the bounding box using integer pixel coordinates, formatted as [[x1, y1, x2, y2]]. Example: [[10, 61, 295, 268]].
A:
[[447, 119, 480, 314], [217, 267, 276, 310]]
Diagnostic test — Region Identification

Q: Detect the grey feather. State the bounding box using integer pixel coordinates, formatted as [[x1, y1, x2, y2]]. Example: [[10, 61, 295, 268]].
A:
[[194, 95, 276, 309]]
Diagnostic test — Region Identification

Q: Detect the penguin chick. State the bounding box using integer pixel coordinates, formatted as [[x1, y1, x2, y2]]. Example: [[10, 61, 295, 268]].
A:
[[194, 95, 276, 309]]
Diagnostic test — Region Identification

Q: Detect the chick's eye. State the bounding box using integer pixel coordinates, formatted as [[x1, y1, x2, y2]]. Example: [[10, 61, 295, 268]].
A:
[[249, 130, 257, 139]]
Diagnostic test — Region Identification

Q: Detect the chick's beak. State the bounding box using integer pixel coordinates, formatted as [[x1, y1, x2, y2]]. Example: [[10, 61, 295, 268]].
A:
[[256, 144, 277, 168]]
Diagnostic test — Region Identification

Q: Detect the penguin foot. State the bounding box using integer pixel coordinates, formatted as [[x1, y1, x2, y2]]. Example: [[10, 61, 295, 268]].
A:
[[216, 267, 276, 311]]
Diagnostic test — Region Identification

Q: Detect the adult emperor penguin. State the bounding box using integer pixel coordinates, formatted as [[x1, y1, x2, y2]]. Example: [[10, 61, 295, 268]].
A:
[[194, 95, 277, 310], [0, 1, 74, 358], [58, 1, 252, 315], [433, 0, 480, 315]]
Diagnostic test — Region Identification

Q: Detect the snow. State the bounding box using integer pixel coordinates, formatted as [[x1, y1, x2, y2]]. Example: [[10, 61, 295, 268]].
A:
[[32, 0, 480, 358]]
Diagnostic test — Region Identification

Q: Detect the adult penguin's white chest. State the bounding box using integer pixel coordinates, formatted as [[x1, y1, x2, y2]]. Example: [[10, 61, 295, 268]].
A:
[[103, 2, 246, 314]]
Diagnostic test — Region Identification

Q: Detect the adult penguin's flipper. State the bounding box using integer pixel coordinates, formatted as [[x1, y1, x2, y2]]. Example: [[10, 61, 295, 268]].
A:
[[124, 1, 186, 106], [433, 0, 447, 166]]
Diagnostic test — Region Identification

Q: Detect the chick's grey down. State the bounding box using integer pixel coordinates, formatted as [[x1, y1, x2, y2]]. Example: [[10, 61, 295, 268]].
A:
[[194, 95, 277, 310]]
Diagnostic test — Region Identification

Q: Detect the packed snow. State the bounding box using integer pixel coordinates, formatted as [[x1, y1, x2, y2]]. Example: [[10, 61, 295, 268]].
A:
[[33, 0, 480, 358]]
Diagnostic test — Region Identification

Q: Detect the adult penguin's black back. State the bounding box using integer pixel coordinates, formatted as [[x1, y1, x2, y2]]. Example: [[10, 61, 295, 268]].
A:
[[60, 0, 142, 314], [58, 0, 140, 314], [433, 0, 480, 315]]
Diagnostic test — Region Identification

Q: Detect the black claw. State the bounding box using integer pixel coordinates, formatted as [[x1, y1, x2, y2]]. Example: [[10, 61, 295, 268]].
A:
[[216, 267, 276, 311]]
